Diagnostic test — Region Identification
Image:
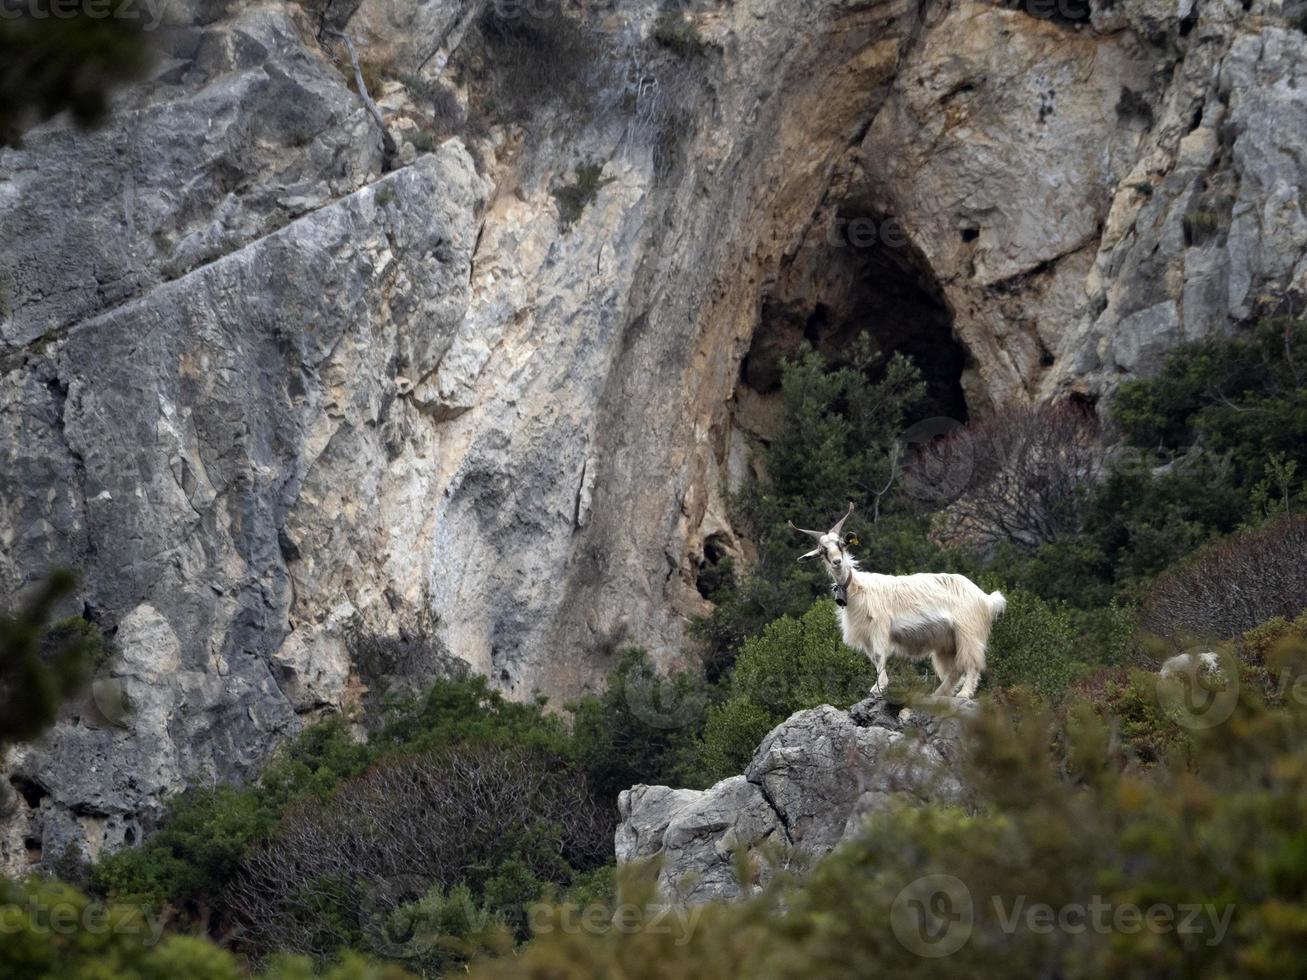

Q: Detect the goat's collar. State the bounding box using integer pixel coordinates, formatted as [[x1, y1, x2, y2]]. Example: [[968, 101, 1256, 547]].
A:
[[831, 565, 854, 606]]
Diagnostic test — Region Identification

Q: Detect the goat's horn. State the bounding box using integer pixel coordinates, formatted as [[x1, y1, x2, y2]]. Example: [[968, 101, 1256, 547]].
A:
[[830, 501, 855, 536], [788, 520, 824, 541]]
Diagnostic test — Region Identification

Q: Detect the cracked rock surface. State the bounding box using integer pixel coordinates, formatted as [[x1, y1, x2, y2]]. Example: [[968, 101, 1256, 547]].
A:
[[616, 696, 973, 903], [3, 0, 1306, 870]]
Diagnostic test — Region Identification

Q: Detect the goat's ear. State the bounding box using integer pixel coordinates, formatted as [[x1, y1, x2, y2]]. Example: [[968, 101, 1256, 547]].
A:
[[797, 548, 821, 562], [844, 533, 859, 547]]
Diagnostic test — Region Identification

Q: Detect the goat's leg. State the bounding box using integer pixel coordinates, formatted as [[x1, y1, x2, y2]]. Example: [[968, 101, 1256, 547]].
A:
[[932, 669, 962, 698], [930, 651, 962, 697], [869, 647, 890, 694], [954, 636, 986, 698]]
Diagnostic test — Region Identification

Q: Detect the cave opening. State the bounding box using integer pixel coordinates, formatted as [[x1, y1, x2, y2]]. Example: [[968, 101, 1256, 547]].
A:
[[9, 775, 48, 810], [741, 207, 969, 424]]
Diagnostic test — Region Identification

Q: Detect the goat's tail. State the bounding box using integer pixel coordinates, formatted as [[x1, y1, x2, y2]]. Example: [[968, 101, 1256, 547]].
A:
[[986, 590, 1007, 620]]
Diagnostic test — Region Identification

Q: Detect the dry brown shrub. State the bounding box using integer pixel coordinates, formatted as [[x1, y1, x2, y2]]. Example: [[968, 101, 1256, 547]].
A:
[[1143, 514, 1307, 642], [226, 743, 612, 958]]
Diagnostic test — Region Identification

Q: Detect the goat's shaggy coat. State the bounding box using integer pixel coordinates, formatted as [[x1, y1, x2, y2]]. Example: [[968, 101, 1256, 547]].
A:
[[792, 503, 1005, 697], [839, 568, 1006, 697]]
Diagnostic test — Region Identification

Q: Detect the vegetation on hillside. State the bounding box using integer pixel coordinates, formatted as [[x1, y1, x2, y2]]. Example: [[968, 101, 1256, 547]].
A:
[[5, 319, 1307, 977]]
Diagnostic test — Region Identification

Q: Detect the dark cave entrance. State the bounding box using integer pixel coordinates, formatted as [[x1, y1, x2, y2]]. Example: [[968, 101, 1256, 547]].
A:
[[741, 208, 969, 423]]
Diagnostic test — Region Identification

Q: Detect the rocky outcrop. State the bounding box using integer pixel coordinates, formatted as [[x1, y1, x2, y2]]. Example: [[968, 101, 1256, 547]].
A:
[[2, 0, 1305, 869], [616, 696, 972, 903]]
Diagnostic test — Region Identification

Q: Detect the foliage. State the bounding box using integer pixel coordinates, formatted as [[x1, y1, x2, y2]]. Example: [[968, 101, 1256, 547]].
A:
[[471, 690, 1307, 980], [0, 571, 101, 753], [91, 676, 573, 914], [694, 341, 927, 673], [226, 743, 611, 969], [89, 786, 273, 910], [0, 15, 150, 147], [1112, 317, 1307, 504], [1241, 608, 1307, 667], [0, 876, 415, 979], [696, 601, 872, 781], [570, 649, 709, 799], [1141, 513, 1307, 642], [983, 587, 1086, 701]]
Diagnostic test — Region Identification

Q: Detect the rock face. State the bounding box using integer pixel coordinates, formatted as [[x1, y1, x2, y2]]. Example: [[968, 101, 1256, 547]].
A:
[[2, 0, 1305, 868], [616, 696, 972, 903]]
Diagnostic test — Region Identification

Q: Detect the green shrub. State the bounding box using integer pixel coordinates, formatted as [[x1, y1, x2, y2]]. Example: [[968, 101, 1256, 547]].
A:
[[696, 601, 872, 780], [570, 649, 709, 798], [0, 877, 415, 979], [89, 787, 270, 909], [227, 744, 612, 966], [984, 587, 1087, 700], [473, 691, 1307, 980], [91, 676, 573, 916], [695, 341, 927, 672], [1112, 317, 1307, 501], [693, 695, 776, 785]]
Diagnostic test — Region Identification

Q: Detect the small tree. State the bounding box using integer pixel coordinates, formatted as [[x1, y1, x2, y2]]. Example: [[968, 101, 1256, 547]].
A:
[[933, 401, 1104, 551]]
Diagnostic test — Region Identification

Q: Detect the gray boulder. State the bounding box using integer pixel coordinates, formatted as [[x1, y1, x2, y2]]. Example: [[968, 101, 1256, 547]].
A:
[[616, 695, 974, 903]]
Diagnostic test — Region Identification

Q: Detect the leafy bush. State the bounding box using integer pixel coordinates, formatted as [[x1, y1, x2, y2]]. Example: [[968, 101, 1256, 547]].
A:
[[0, 877, 414, 979], [983, 587, 1087, 700], [1112, 317, 1307, 505], [91, 676, 573, 916], [471, 690, 1307, 980], [696, 601, 872, 781], [570, 649, 709, 798], [695, 341, 927, 672]]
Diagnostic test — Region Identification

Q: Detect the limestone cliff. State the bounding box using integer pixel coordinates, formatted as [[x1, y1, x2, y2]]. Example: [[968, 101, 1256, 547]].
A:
[[1, 0, 1304, 869]]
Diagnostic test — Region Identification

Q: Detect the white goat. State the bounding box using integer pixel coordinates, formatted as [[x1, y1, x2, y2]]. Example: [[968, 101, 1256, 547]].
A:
[[791, 503, 1006, 698]]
